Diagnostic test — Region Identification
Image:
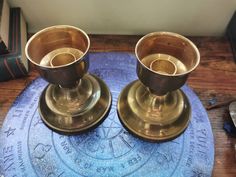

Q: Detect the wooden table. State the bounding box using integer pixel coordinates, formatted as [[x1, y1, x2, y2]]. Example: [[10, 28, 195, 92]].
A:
[[0, 35, 236, 177]]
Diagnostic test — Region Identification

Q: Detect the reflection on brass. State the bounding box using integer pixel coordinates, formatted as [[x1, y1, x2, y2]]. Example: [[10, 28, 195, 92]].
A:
[[39, 74, 111, 134], [118, 32, 200, 141], [25, 25, 111, 134]]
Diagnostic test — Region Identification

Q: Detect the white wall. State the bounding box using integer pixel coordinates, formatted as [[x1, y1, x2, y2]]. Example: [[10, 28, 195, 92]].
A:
[[8, 0, 236, 36]]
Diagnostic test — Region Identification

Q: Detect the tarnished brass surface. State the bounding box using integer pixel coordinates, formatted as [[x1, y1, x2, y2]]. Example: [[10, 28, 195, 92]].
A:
[[25, 25, 111, 134], [118, 32, 200, 141], [25, 25, 89, 88], [39, 74, 111, 134], [118, 80, 191, 141], [136, 32, 200, 96]]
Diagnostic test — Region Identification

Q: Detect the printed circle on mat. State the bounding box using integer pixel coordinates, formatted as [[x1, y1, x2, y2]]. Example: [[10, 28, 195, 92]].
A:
[[0, 53, 214, 177], [50, 92, 184, 177]]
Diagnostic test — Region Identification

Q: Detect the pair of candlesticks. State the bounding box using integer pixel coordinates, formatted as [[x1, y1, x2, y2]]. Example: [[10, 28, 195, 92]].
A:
[[25, 25, 200, 142]]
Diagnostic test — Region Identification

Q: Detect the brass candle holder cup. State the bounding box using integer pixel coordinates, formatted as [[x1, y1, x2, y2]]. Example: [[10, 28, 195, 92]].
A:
[[118, 32, 200, 141], [25, 25, 111, 134]]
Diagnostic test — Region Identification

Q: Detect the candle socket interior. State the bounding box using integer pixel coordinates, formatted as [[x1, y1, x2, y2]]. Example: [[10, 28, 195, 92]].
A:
[[117, 32, 200, 141], [25, 25, 111, 134], [150, 59, 177, 75], [50, 52, 76, 67]]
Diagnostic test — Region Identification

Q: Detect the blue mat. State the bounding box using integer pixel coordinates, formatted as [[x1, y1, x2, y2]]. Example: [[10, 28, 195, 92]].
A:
[[0, 52, 214, 177]]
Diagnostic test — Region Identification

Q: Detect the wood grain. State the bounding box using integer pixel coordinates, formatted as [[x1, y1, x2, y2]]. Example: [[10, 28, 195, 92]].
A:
[[0, 35, 236, 176]]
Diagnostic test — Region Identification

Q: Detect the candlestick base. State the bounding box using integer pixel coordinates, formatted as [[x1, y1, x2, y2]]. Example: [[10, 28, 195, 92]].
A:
[[118, 80, 191, 142], [39, 74, 111, 134]]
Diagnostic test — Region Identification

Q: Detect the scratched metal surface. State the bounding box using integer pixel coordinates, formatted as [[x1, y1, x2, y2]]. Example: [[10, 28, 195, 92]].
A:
[[0, 52, 214, 177]]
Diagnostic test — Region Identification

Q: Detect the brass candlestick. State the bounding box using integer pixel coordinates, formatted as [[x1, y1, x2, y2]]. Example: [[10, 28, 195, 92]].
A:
[[117, 32, 200, 141], [25, 25, 111, 134]]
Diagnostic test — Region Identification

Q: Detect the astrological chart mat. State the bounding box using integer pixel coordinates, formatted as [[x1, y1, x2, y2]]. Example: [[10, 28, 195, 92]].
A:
[[0, 52, 214, 177]]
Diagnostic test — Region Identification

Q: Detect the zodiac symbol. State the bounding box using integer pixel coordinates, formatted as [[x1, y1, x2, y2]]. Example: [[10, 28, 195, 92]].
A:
[[4, 127, 16, 137], [33, 143, 52, 160]]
